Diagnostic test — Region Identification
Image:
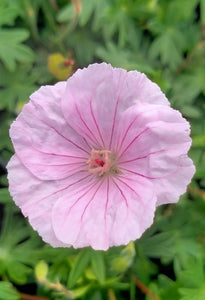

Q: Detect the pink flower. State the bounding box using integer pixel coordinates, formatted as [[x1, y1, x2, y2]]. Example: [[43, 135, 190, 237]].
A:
[[7, 63, 195, 250]]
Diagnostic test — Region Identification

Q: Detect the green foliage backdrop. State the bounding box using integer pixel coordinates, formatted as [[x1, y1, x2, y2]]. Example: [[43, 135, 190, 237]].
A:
[[0, 0, 205, 299]]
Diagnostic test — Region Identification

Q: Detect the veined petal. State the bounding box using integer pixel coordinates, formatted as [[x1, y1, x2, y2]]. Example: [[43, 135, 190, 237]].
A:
[[154, 156, 195, 205], [117, 104, 194, 204], [10, 82, 90, 180], [61, 63, 169, 150], [127, 70, 169, 106], [52, 174, 156, 250], [116, 104, 191, 157], [7, 155, 94, 246]]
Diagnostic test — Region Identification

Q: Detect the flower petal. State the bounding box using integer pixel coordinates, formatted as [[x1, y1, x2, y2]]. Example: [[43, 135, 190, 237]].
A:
[[52, 173, 156, 250], [10, 82, 90, 180], [61, 63, 169, 150], [154, 155, 195, 205], [117, 104, 194, 204], [7, 155, 94, 246], [7, 155, 65, 246]]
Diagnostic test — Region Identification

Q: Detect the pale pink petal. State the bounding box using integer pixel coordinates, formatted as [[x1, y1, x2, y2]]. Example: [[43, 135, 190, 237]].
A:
[[154, 156, 195, 205], [10, 82, 90, 180], [128, 71, 169, 106], [7, 155, 94, 246], [117, 104, 194, 204], [116, 104, 191, 157], [52, 174, 156, 250], [61, 63, 169, 150]]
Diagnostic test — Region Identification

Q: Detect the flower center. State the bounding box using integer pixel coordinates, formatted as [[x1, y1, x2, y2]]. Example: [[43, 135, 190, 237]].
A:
[[87, 149, 118, 176]]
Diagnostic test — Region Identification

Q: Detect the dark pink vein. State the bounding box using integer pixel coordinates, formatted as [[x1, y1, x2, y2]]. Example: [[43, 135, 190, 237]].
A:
[[116, 114, 139, 152], [112, 178, 128, 208], [89, 100, 105, 147], [120, 149, 166, 164], [27, 161, 85, 167], [104, 177, 109, 222], [80, 179, 104, 223], [109, 72, 125, 149], [120, 167, 157, 179], [65, 179, 101, 220], [115, 176, 145, 207], [17, 118, 89, 159], [23, 111, 90, 155], [121, 162, 182, 180], [82, 137, 92, 150], [118, 127, 151, 159], [109, 96, 120, 149], [75, 103, 101, 146], [26, 172, 93, 208]]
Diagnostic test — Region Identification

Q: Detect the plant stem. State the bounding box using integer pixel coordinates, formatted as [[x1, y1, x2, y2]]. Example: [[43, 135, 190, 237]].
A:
[[135, 277, 162, 300], [20, 293, 49, 300]]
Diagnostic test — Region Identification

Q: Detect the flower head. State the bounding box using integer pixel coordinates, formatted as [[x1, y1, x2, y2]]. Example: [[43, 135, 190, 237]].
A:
[[7, 63, 195, 250]]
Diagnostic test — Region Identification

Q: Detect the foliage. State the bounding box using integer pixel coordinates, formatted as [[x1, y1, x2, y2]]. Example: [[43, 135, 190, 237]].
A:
[[0, 0, 205, 299]]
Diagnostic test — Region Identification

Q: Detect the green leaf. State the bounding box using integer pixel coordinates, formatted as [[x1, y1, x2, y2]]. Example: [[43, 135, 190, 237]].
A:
[[201, 0, 205, 25], [149, 32, 182, 69], [180, 105, 202, 119], [96, 42, 153, 73], [178, 256, 204, 288], [0, 5, 19, 26], [0, 282, 20, 300], [0, 188, 12, 204], [72, 284, 92, 298], [91, 251, 105, 284], [57, 3, 74, 23], [68, 249, 90, 288], [0, 65, 37, 111], [6, 261, 31, 284], [0, 29, 35, 71], [179, 286, 205, 300], [192, 134, 205, 149], [139, 231, 178, 259], [79, 0, 99, 26], [0, 214, 40, 284]]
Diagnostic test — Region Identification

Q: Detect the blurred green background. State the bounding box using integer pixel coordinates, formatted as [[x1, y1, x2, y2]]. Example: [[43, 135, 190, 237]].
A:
[[0, 0, 205, 299]]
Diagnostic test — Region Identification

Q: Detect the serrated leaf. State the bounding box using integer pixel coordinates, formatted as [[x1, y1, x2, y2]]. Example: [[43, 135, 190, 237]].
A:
[[0, 5, 19, 26], [0, 29, 35, 71], [0, 282, 20, 300], [79, 0, 97, 26], [139, 231, 178, 259], [96, 42, 153, 73], [0, 65, 37, 111], [68, 249, 90, 288], [91, 251, 105, 284], [149, 32, 182, 69], [178, 256, 204, 288], [57, 3, 74, 23]]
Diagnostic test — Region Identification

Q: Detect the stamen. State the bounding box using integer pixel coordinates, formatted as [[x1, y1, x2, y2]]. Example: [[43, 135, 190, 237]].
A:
[[87, 149, 118, 176]]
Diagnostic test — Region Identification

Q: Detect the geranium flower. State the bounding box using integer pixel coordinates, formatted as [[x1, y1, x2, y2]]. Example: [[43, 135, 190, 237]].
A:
[[7, 63, 195, 250]]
